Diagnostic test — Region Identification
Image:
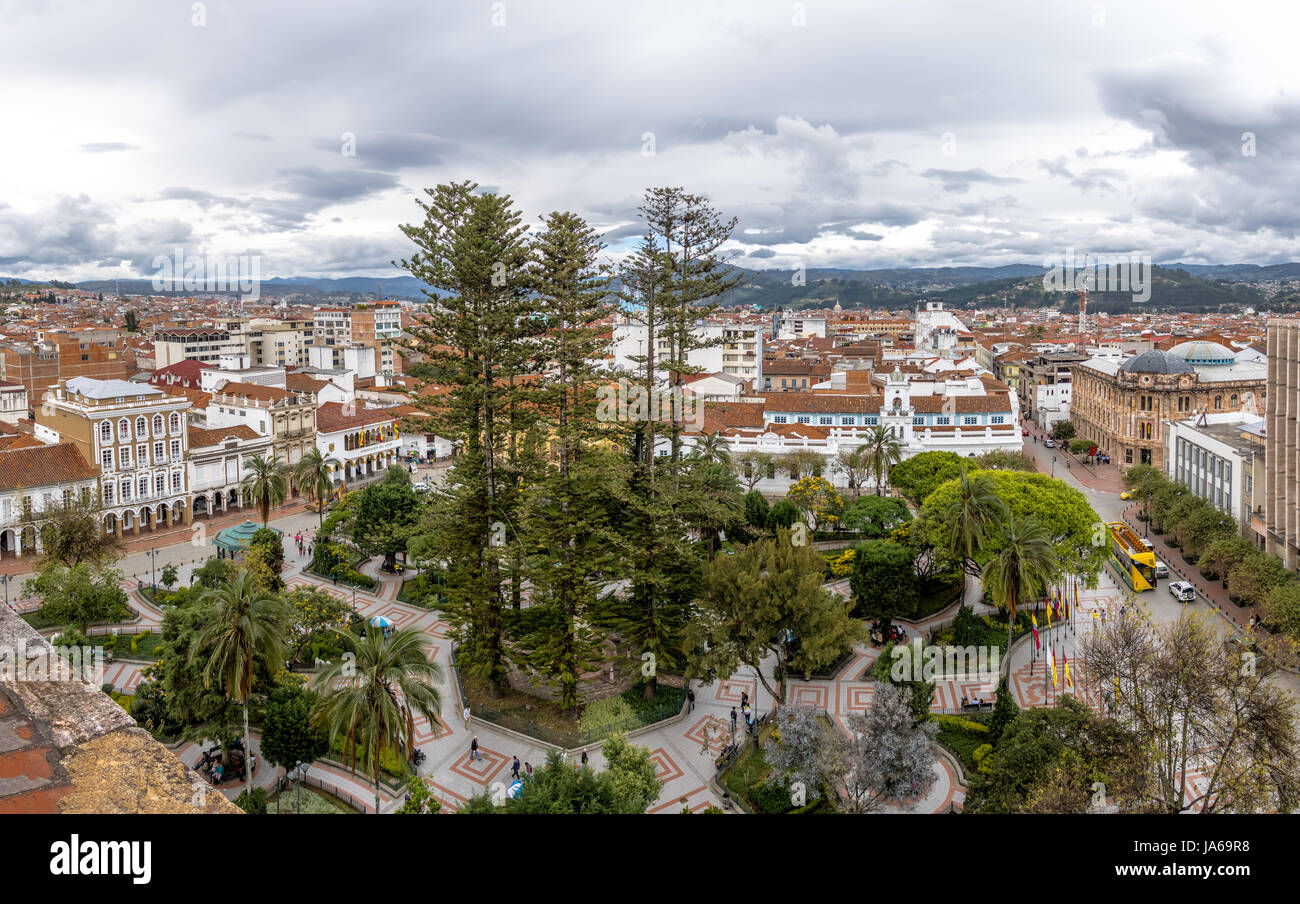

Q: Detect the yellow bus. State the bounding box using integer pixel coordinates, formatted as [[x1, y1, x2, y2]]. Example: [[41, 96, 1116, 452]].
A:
[[1107, 521, 1156, 592]]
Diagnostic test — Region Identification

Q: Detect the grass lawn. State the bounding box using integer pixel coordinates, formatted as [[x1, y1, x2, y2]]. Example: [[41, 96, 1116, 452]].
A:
[[269, 785, 360, 814], [461, 665, 684, 748], [916, 574, 964, 619]]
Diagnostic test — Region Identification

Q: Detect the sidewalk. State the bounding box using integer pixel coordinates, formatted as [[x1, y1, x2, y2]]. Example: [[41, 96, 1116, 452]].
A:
[[1022, 421, 1126, 493], [1120, 503, 1298, 672]]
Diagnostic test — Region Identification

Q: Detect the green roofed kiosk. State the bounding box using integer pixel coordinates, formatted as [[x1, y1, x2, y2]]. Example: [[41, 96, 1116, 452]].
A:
[[214, 520, 281, 558]]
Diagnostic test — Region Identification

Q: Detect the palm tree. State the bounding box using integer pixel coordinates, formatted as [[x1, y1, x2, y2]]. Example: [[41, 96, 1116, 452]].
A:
[[863, 426, 903, 496], [241, 454, 289, 527], [313, 626, 444, 814], [692, 431, 732, 465], [942, 467, 1009, 578], [981, 513, 1058, 652], [189, 568, 289, 800], [294, 448, 341, 531]]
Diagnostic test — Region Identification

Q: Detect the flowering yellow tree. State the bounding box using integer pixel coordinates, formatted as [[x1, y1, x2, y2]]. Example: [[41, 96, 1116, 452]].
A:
[[787, 476, 844, 532]]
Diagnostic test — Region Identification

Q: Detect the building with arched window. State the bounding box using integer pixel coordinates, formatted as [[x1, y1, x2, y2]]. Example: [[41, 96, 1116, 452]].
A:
[[32, 378, 192, 537], [1071, 343, 1266, 469]]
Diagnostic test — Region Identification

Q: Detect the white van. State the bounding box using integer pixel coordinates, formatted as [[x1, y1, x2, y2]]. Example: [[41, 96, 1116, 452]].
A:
[[1154, 560, 1169, 579], [1168, 581, 1195, 602]]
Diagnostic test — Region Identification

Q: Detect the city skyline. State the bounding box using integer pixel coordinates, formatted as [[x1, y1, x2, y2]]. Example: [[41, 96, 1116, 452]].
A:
[[2, 1, 1299, 282]]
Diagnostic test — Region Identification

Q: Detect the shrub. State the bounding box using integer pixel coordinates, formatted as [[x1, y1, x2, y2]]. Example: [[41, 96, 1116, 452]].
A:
[[130, 629, 150, 655], [235, 787, 268, 814], [578, 696, 638, 740], [952, 604, 978, 647]]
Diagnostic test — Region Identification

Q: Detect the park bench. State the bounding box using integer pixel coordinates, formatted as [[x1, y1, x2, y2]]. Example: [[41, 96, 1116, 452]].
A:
[[961, 701, 994, 713]]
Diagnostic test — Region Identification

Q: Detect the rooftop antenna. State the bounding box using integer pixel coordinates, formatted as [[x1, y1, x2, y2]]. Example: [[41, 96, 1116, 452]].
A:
[[1078, 274, 1088, 350]]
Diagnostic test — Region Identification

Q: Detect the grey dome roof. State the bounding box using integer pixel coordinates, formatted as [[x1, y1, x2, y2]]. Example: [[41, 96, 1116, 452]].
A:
[[1120, 349, 1195, 375]]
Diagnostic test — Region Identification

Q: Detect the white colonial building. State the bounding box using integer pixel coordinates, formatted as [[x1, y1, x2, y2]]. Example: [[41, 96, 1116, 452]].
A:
[[315, 402, 401, 486]]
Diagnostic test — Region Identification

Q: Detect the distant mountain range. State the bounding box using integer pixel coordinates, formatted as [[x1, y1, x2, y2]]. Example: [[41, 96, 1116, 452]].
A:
[[3, 263, 1299, 311]]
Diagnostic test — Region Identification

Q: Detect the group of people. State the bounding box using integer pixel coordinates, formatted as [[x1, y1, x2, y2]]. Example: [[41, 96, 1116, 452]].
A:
[[293, 532, 314, 559], [197, 747, 254, 786], [869, 622, 906, 646], [729, 690, 758, 738], [960, 695, 989, 708]]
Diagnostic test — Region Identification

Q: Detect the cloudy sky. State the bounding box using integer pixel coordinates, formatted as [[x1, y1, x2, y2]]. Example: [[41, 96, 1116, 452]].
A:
[[1, 0, 1297, 280]]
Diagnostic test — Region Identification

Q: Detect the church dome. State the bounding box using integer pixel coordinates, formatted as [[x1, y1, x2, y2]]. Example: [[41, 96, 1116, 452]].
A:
[[1168, 340, 1236, 365], [1120, 349, 1195, 375]]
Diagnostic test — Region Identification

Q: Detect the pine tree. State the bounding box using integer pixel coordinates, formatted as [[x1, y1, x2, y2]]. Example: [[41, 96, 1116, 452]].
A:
[[399, 182, 539, 693]]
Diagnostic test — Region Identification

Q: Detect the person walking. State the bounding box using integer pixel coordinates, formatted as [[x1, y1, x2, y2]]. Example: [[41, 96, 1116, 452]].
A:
[[470, 736, 481, 762], [730, 706, 738, 735], [686, 688, 695, 713], [511, 756, 521, 780], [580, 748, 589, 767], [463, 704, 471, 730]]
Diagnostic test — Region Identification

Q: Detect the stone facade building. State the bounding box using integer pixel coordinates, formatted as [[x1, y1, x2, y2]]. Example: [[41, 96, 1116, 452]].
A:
[[1071, 343, 1266, 469]]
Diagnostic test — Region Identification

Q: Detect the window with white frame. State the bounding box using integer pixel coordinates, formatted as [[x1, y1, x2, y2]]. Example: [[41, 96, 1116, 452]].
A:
[[819, 416, 833, 425], [153, 415, 163, 435], [119, 446, 132, 468], [773, 415, 788, 424], [135, 416, 147, 438], [963, 416, 978, 425], [118, 419, 130, 441], [840, 417, 855, 425], [992, 415, 1004, 424], [100, 421, 112, 443], [170, 413, 181, 433], [170, 439, 181, 459], [155, 474, 165, 495], [120, 480, 132, 502], [101, 449, 113, 470], [103, 484, 114, 505], [154, 441, 164, 462], [172, 472, 183, 492]]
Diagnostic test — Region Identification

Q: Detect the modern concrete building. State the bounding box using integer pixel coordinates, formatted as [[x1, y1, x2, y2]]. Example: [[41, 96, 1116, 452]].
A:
[[1163, 411, 1264, 539]]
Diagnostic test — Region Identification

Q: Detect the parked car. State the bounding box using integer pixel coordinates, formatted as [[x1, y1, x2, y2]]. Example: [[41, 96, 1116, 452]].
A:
[[413, 482, 431, 493], [1021, 428, 1029, 436], [1044, 438, 1055, 448], [1168, 580, 1195, 602], [1120, 489, 1136, 500], [1154, 560, 1168, 579]]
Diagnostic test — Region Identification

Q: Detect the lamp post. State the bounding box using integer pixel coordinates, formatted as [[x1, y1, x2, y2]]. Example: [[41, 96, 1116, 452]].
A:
[[1, 574, 11, 607], [146, 547, 158, 597]]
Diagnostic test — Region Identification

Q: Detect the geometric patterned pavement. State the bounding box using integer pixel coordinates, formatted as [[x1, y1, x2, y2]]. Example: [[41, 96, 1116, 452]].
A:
[[93, 533, 1207, 814]]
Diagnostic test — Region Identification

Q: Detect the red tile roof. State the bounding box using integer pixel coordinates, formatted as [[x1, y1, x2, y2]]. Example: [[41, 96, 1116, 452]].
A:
[[316, 401, 396, 433], [0, 442, 97, 491]]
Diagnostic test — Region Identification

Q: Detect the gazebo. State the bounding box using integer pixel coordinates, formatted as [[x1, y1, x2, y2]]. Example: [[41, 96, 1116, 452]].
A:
[[214, 520, 281, 558]]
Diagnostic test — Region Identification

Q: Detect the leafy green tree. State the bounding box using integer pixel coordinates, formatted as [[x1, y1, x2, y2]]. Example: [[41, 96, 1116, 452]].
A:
[[888, 450, 964, 506], [260, 684, 328, 813], [848, 540, 919, 622], [294, 448, 342, 531], [868, 642, 935, 722], [27, 563, 129, 635], [767, 498, 802, 530], [1198, 536, 1255, 580], [981, 513, 1058, 652], [192, 556, 234, 589], [190, 568, 290, 800], [987, 675, 1018, 743], [974, 449, 1037, 471], [123, 309, 141, 333], [248, 526, 285, 588], [160, 563, 179, 590], [966, 697, 1146, 814], [743, 489, 770, 534], [952, 604, 979, 646], [312, 626, 444, 815], [350, 467, 422, 570], [1263, 581, 1300, 641], [601, 732, 662, 813], [1051, 421, 1076, 442], [841, 495, 912, 538], [686, 530, 863, 701], [284, 586, 353, 664], [1226, 551, 1289, 608], [396, 773, 442, 814], [920, 469, 1103, 587], [241, 454, 289, 527], [36, 495, 125, 568]]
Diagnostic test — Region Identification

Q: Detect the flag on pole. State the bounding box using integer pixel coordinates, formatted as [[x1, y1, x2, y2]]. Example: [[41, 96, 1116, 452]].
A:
[[1030, 612, 1040, 649], [1063, 593, 1070, 621], [1063, 653, 1073, 692], [1049, 645, 1058, 688], [1074, 582, 1081, 613], [1045, 598, 1053, 630]]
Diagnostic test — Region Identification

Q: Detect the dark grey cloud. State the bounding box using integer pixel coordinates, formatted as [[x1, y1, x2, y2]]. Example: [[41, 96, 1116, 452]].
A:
[[310, 131, 455, 171]]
